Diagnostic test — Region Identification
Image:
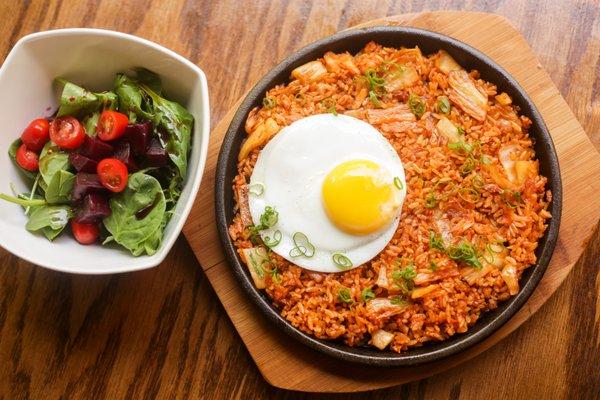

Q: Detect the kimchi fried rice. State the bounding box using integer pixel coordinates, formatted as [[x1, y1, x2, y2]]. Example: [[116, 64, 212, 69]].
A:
[[228, 42, 552, 352]]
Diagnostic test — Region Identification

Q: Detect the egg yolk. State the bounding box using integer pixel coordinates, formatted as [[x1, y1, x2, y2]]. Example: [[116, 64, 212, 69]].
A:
[[322, 159, 401, 235]]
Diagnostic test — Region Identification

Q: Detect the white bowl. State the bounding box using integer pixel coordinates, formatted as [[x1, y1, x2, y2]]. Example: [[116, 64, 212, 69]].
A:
[[0, 29, 210, 274]]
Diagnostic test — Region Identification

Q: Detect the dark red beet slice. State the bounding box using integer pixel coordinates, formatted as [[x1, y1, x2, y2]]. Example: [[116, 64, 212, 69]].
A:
[[72, 173, 105, 202], [146, 138, 168, 166], [75, 193, 111, 223], [125, 121, 151, 156], [69, 153, 98, 173], [79, 135, 114, 160], [113, 141, 138, 172]]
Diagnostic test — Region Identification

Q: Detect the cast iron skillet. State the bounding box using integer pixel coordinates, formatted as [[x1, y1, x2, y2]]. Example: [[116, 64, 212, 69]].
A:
[[215, 27, 562, 366]]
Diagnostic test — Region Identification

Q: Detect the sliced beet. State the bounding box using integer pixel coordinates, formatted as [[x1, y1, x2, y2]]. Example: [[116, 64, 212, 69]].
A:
[[69, 153, 98, 173], [72, 173, 105, 202], [113, 141, 138, 171], [125, 121, 151, 156], [79, 135, 114, 160], [146, 138, 168, 166], [75, 193, 111, 223]]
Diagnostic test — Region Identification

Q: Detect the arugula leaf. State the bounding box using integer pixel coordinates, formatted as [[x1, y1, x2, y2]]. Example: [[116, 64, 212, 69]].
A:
[[114, 73, 153, 122], [8, 139, 36, 181], [134, 67, 163, 94], [56, 79, 117, 117], [140, 84, 193, 181], [102, 172, 166, 256], [39, 142, 71, 186], [45, 170, 75, 204]]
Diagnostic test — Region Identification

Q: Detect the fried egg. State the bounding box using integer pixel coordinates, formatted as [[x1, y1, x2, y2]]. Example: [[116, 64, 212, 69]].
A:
[[248, 114, 406, 273]]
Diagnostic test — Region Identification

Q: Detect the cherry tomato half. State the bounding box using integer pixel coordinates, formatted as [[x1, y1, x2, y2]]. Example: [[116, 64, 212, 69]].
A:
[[15, 143, 39, 171], [97, 158, 128, 192], [50, 116, 86, 150], [21, 118, 49, 152], [97, 111, 129, 141], [71, 221, 100, 245]]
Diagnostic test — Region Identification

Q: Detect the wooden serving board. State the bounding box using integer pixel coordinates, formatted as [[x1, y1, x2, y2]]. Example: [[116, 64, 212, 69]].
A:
[[182, 11, 600, 392]]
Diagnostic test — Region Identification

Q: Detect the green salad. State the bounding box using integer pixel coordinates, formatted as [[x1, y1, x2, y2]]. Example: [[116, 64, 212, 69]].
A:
[[1, 68, 194, 256]]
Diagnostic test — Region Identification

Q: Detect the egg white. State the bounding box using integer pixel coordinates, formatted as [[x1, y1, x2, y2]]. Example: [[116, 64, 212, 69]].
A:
[[248, 114, 406, 273]]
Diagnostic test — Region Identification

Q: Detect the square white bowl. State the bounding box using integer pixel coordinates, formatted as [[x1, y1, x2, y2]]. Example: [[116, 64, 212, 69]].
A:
[[0, 29, 210, 274]]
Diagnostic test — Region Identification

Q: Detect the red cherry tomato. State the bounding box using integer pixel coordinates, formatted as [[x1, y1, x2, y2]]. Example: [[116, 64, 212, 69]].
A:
[[21, 118, 49, 152], [15, 143, 39, 171], [97, 158, 128, 192], [71, 221, 100, 245], [50, 116, 85, 150], [97, 111, 129, 141]]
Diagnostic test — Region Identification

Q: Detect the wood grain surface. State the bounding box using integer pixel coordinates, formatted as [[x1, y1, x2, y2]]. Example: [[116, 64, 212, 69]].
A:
[[0, 1, 598, 399], [183, 9, 600, 393]]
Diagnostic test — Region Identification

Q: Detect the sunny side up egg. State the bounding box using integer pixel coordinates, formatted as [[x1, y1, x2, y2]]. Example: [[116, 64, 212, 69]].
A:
[[248, 114, 407, 273]]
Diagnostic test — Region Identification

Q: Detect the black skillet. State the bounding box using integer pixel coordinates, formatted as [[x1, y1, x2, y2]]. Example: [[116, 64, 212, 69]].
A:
[[215, 26, 562, 366]]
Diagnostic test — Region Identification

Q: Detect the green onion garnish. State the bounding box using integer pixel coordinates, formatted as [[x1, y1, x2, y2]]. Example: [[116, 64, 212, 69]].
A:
[[263, 230, 282, 248], [332, 253, 353, 270], [259, 206, 278, 229], [472, 173, 485, 190], [289, 232, 315, 258], [364, 69, 386, 108], [392, 265, 416, 282], [429, 260, 438, 271], [321, 97, 338, 116], [437, 96, 451, 114], [408, 93, 425, 119], [248, 182, 265, 196], [390, 296, 408, 306], [268, 267, 281, 283], [446, 241, 482, 269], [368, 90, 381, 108], [361, 287, 375, 301], [429, 231, 446, 251], [262, 96, 277, 109], [338, 287, 354, 304], [425, 191, 437, 208], [458, 187, 481, 203], [393, 176, 404, 190], [447, 140, 473, 154]]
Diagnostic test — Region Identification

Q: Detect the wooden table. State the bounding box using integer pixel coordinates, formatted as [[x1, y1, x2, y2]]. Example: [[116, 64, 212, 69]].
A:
[[0, 1, 598, 399]]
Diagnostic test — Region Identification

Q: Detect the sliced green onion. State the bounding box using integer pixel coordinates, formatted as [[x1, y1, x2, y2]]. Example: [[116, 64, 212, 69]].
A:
[[259, 206, 278, 228], [364, 69, 386, 90], [425, 191, 437, 208], [393, 176, 404, 190], [448, 140, 473, 154], [361, 287, 375, 301], [458, 187, 481, 203], [294, 92, 306, 105], [268, 267, 281, 283], [289, 232, 315, 258], [332, 253, 353, 270], [408, 93, 425, 119], [472, 173, 485, 190], [338, 287, 354, 304], [321, 97, 338, 116], [262, 96, 277, 109], [446, 241, 482, 269], [437, 96, 451, 114], [248, 183, 265, 196], [263, 230, 282, 248], [368, 90, 381, 108], [429, 231, 445, 251], [390, 296, 408, 306]]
